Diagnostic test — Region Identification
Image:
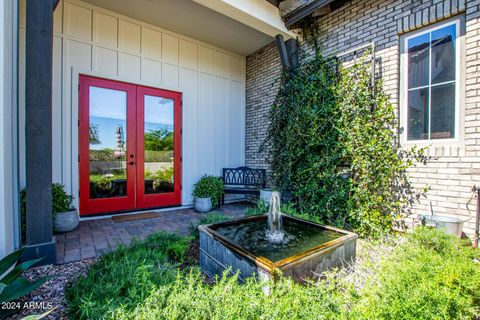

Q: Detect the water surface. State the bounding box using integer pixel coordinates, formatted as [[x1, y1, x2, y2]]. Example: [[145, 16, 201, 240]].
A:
[[214, 218, 342, 262]]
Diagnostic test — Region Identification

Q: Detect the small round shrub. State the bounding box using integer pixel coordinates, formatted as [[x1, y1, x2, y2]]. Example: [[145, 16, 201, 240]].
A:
[[192, 175, 224, 206], [52, 183, 75, 214], [20, 183, 74, 216]]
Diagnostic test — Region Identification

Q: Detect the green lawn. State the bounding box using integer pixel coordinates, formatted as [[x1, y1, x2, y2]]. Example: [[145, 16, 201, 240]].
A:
[[66, 221, 480, 320]]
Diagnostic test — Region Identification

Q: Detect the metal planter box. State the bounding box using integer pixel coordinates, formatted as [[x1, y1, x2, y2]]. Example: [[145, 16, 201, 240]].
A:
[[199, 215, 358, 283]]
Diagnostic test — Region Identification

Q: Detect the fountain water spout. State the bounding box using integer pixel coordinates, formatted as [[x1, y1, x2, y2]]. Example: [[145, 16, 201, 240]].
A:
[[266, 192, 284, 243]]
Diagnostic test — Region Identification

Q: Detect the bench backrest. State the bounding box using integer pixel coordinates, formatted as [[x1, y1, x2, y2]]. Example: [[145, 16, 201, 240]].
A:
[[223, 166, 266, 187]]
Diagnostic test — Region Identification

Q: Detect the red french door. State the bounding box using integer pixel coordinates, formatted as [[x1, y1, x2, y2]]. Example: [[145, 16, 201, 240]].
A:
[[79, 75, 182, 216]]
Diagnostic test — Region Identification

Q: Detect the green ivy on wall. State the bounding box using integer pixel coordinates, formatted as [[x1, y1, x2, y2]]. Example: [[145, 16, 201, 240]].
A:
[[263, 53, 428, 237]]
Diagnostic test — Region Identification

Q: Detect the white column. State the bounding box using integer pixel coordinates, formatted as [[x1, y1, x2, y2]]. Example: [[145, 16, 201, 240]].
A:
[[0, 0, 19, 258]]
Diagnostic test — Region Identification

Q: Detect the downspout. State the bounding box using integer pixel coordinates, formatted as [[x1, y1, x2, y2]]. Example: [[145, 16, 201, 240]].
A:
[[474, 185, 479, 248], [275, 34, 299, 72], [11, 0, 20, 250]]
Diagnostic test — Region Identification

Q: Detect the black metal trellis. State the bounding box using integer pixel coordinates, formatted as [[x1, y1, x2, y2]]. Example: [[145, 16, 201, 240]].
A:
[[335, 41, 376, 99]]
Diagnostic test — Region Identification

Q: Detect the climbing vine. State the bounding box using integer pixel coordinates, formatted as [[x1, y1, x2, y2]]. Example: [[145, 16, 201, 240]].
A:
[[297, 16, 321, 54], [263, 54, 428, 237]]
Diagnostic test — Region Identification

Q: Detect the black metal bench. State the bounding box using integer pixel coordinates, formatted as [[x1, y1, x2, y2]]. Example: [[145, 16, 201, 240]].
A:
[[222, 166, 266, 204]]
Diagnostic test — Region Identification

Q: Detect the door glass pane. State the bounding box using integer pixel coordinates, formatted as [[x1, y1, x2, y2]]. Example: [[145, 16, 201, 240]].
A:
[[89, 86, 127, 199], [144, 95, 174, 194], [431, 83, 455, 139], [407, 87, 429, 140], [408, 33, 430, 89], [431, 24, 456, 84]]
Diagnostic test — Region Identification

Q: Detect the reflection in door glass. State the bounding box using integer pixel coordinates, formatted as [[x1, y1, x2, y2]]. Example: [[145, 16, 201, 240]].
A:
[[144, 95, 174, 194], [89, 86, 128, 199]]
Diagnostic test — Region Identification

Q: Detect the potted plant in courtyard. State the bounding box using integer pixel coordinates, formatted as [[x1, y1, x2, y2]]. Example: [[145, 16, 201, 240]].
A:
[[192, 175, 224, 213], [20, 183, 79, 235], [52, 183, 79, 232]]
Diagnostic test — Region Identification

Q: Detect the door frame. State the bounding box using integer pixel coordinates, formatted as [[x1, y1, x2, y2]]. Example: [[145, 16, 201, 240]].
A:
[[78, 74, 182, 216]]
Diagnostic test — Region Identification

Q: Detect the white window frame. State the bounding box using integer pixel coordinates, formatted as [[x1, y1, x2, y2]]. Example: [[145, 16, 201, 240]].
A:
[[400, 18, 462, 145]]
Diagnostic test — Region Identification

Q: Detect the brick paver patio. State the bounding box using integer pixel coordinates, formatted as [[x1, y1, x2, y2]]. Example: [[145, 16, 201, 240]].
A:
[[55, 203, 249, 264]]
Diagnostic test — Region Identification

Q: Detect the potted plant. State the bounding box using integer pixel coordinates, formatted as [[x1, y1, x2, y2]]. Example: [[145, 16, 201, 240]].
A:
[[192, 175, 224, 213], [22, 183, 79, 234], [52, 183, 79, 232]]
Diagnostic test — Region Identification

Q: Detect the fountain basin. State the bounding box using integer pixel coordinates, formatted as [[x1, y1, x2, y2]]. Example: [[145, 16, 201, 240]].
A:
[[199, 215, 357, 283]]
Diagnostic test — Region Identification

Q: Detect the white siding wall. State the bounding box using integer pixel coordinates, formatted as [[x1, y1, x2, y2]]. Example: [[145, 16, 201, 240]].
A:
[[1, 0, 18, 257], [18, 0, 246, 207]]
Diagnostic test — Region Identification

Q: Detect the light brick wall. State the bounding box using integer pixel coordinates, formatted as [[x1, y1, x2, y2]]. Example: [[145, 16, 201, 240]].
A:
[[245, 0, 480, 239], [245, 41, 282, 186]]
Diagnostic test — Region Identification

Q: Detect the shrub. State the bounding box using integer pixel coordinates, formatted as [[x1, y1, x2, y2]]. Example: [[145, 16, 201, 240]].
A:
[[66, 228, 480, 320], [20, 183, 75, 242], [244, 200, 303, 218], [21, 183, 76, 217], [192, 175, 224, 206], [66, 233, 191, 320], [264, 54, 427, 237], [52, 183, 75, 213], [244, 200, 268, 216], [350, 227, 480, 319]]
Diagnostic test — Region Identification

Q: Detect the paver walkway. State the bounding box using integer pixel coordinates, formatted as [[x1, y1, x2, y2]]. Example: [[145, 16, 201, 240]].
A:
[[55, 203, 249, 264]]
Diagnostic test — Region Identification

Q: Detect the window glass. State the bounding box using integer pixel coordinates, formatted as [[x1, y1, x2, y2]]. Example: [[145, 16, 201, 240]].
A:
[[408, 33, 430, 89], [88, 86, 128, 199], [431, 24, 456, 84], [407, 88, 429, 140], [431, 83, 455, 139], [405, 22, 457, 141], [143, 96, 175, 194]]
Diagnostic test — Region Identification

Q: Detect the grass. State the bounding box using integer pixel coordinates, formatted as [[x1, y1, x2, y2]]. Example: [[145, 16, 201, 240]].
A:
[[66, 221, 480, 320], [65, 233, 191, 320]]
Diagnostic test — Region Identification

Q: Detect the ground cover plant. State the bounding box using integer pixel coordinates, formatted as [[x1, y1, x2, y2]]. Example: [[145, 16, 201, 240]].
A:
[[66, 225, 480, 320]]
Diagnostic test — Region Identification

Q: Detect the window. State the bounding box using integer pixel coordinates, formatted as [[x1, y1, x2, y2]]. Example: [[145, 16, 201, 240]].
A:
[[403, 20, 459, 141]]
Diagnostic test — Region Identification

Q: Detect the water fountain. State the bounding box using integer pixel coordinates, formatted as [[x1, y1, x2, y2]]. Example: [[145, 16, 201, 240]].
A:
[[265, 191, 284, 243], [199, 194, 357, 283]]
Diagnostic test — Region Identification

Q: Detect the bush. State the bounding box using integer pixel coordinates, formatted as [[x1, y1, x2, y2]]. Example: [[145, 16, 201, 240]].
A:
[[192, 175, 224, 206], [244, 200, 300, 218], [52, 183, 75, 213], [350, 227, 480, 319], [66, 227, 480, 320], [21, 183, 76, 216], [66, 233, 191, 320], [244, 200, 268, 216], [264, 54, 428, 237]]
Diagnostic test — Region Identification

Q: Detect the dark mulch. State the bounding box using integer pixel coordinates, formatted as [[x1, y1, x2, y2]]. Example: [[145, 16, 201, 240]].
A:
[[180, 238, 200, 269], [180, 238, 216, 285]]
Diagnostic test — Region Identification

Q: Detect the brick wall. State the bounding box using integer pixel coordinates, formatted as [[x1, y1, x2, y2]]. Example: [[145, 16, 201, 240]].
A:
[[245, 41, 283, 186], [245, 0, 480, 239]]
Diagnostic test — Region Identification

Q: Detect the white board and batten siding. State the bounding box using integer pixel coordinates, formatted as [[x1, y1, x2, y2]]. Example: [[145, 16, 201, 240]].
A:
[[18, 0, 246, 207]]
